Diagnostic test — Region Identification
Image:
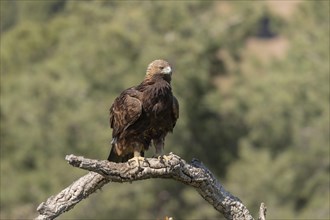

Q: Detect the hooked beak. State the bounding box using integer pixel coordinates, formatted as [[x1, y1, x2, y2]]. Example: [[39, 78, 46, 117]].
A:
[[161, 66, 172, 75]]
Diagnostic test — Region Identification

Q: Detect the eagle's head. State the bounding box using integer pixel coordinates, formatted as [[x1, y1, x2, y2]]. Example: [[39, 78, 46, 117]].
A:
[[145, 59, 172, 82]]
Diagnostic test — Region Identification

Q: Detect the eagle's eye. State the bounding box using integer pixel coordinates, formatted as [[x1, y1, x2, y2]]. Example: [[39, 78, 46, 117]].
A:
[[159, 66, 164, 70]]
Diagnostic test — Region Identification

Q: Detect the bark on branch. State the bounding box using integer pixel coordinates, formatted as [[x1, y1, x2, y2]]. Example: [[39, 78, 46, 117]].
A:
[[36, 153, 266, 220]]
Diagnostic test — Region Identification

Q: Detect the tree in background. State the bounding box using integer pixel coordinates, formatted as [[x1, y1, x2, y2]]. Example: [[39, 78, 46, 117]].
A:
[[1, 1, 329, 219]]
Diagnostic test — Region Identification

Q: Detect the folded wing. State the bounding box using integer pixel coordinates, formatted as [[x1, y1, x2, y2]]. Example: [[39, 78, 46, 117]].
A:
[[110, 88, 142, 141]]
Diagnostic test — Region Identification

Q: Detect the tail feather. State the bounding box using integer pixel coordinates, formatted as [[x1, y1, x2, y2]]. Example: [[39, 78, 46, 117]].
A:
[[107, 146, 124, 162], [107, 146, 144, 163]]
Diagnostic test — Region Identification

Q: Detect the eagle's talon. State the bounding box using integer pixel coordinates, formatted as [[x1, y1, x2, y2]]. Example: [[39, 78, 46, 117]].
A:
[[128, 156, 145, 167], [162, 155, 170, 164], [154, 154, 170, 164]]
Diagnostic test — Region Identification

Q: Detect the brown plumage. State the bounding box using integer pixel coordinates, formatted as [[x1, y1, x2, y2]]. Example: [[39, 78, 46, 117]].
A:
[[107, 59, 179, 163]]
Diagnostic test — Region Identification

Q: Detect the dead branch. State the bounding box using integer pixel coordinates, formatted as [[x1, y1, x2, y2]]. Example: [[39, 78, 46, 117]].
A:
[[258, 203, 267, 220], [36, 153, 265, 220]]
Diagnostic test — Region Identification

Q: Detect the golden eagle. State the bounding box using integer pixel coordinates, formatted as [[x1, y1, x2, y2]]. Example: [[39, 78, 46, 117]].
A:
[[107, 59, 179, 163]]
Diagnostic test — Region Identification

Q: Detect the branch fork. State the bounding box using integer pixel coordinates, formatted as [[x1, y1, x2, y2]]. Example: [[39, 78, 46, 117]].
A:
[[36, 153, 266, 220]]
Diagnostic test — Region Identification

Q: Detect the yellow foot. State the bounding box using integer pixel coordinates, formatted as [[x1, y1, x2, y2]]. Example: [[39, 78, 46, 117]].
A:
[[156, 154, 170, 164], [128, 156, 145, 167]]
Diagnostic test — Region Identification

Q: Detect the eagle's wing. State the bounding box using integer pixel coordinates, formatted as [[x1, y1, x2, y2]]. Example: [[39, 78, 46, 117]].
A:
[[110, 88, 142, 139], [172, 96, 179, 128]]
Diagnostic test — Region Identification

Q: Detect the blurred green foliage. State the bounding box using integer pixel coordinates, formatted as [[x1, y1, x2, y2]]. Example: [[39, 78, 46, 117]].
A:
[[1, 1, 329, 219]]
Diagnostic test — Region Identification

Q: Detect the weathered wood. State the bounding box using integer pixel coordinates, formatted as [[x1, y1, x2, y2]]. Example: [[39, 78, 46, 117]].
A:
[[36, 153, 264, 220], [258, 203, 267, 220], [36, 172, 109, 220]]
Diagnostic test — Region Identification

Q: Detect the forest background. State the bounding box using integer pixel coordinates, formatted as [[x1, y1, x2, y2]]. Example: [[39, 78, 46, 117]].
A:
[[1, 1, 329, 219]]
